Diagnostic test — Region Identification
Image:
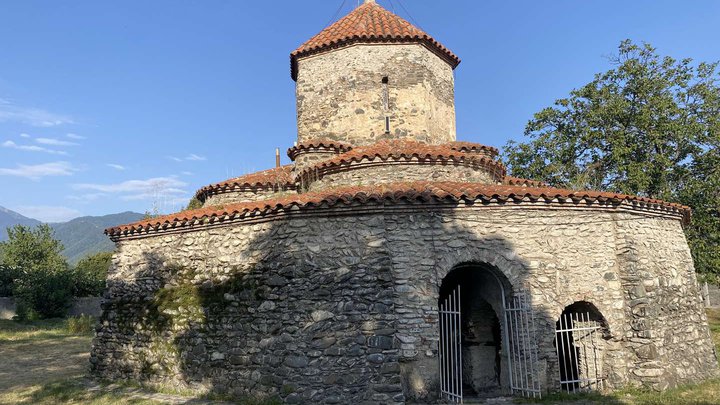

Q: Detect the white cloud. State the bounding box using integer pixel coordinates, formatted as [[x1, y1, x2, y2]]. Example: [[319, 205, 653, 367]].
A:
[[35, 137, 78, 146], [2, 140, 68, 155], [107, 163, 126, 171], [167, 154, 206, 162], [19, 133, 30, 138], [0, 99, 74, 127], [180, 171, 194, 176], [13, 205, 82, 223], [185, 154, 206, 161], [66, 133, 85, 140], [73, 176, 188, 201], [0, 161, 77, 180]]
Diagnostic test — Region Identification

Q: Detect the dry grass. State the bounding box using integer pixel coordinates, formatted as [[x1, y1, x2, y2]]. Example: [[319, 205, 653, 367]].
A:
[[0, 319, 163, 405]]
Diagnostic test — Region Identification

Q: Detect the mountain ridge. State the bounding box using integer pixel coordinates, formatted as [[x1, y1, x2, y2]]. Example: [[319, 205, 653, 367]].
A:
[[0, 206, 143, 264]]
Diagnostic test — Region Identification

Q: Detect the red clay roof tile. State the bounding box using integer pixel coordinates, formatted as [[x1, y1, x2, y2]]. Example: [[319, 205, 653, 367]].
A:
[[287, 138, 354, 160], [503, 176, 548, 188], [299, 139, 506, 179], [109, 181, 691, 239], [290, 1, 460, 80], [196, 165, 294, 201]]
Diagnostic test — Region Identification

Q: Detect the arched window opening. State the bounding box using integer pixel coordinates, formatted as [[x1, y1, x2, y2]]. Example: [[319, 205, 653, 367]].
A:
[[555, 301, 609, 393]]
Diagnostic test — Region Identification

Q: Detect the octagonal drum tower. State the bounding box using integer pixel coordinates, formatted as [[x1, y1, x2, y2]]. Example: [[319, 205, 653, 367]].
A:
[[91, 1, 718, 403]]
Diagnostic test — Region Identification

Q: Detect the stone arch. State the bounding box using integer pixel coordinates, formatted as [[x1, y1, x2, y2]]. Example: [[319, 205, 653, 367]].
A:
[[438, 261, 517, 397], [553, 297, 616, 339], [554, 300, 610, 392], [434, 246, 529, 293]]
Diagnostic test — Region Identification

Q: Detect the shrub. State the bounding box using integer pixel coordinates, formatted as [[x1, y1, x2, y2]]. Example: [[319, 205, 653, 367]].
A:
[[13, 267, 75, 320], [73, 252, 112, 297], [66, 314, 96, 335]]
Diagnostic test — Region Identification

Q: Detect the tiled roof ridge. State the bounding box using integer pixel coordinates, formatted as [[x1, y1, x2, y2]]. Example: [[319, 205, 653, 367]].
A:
[[196, 165, 295, 200], [448, 141, 499, 155], [290, 1, 460, 80], [298, 139, 507, 179], [109, 181, 691, 240], [503, 176, 548, 188], [287, 138, 354, 160]]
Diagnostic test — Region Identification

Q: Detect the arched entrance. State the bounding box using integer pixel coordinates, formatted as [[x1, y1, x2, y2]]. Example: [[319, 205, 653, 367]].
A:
[[554, 301, 609, 392], [438, 263, 541, 402]]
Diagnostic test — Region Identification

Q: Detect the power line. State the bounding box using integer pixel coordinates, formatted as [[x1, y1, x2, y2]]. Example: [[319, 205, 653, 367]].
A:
[[396, 0, 424, 32], [325, 0, 349, 29]]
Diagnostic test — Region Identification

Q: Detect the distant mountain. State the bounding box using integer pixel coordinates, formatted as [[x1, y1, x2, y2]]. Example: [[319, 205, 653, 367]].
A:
[[0, 207, 143, 264], [50, 212, 144, 264], [0, 206, 41, 241]]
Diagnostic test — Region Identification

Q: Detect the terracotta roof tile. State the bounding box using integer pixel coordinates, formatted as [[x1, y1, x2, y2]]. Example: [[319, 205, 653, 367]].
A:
[[196, 165, 295, 200], [300, 139, 506, 179], [290, 1, 460, 80], [287, 138, 354, 160], [109, 181, 691, 239], [503, 176, 548, 188], [448, 141, 499, 156]]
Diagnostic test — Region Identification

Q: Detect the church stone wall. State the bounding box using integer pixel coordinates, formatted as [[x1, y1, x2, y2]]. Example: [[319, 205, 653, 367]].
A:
[[203, 189, 297, 206], [295, 44, 456, 146], [91, 207, 717, 403], [305, 162, 500, 192]]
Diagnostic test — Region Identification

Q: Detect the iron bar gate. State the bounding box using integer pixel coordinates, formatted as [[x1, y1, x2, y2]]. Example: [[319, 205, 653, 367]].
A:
[[555, 312, 604, 392], [439, 285, 462, 403], [504, 292, 542, 398]]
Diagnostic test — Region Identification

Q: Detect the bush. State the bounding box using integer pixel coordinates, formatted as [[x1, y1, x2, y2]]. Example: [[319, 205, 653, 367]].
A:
[[13, 267, 75, 320], [66, 314, 96, 335], [72, 252, 112, 297]]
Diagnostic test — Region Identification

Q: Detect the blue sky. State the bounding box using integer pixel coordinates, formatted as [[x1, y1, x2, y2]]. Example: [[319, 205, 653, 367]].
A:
[[0, 0, 718, 222]]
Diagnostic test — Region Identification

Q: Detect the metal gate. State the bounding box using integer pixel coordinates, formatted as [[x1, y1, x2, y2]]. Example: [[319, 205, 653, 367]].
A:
[[439, 285, 542, 402], [504, 292, 542, 398], [555, 312, 604, 392], [439, 285, 462, 403]]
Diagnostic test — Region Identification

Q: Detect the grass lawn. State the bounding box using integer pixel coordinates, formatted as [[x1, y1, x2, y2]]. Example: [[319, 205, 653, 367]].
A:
[[1, 312, 720, 404]]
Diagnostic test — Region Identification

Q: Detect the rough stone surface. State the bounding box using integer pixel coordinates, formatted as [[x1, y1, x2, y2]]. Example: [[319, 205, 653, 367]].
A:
[[306, 160, 500, 192], [204, 188, 296, 206], [91, 207, 718, 403], [296, 44, 456, 146], [91, 4, 718, 403]]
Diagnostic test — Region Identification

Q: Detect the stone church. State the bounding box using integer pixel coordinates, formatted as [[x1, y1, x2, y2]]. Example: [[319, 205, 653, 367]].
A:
[[91, 1, 718, 403]]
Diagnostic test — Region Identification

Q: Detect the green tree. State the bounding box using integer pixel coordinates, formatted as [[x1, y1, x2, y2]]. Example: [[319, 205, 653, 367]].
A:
[[0, 264, 19, 296], [504, 40, 720, 276], [73, 251, 112, 297], [0, 224, 74, 318]]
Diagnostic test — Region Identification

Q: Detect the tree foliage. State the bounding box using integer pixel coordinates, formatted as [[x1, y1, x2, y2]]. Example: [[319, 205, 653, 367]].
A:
[[0, 224, 74, 318], [504, 40, 720, 277], [73, 251, 112, 297]]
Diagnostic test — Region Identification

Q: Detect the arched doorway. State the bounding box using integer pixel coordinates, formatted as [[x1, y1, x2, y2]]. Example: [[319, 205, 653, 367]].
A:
[[438, 263, 541, 401], [554, 301, 609, 392]]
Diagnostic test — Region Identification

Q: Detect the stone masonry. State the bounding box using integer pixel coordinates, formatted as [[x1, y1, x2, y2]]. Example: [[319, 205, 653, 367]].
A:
[[296, 44, 456, 146], [91, 1, 718, 403]]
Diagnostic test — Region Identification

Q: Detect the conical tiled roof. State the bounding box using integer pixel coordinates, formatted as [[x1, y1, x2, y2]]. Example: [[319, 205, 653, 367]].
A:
[[290, 0, 460, 80]]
